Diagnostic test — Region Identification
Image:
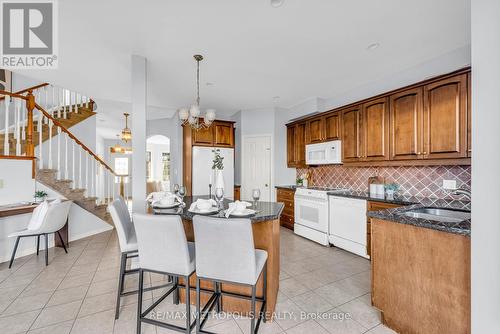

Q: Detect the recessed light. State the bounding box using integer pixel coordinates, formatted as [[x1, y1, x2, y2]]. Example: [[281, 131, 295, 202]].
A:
[[367, 42, 380, 50], [273, 96, 280, 100], [271, 0, 284, 8], [206, 82, 214, 86]]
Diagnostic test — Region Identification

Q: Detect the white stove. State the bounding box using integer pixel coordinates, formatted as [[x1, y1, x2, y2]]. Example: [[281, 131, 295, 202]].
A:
[[294, 187, 342, 245]]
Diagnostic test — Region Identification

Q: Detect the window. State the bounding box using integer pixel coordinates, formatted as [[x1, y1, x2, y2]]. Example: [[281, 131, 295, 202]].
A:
[[161, 152, 170, 181], [114, 157, 129, 176], [146, 151, 152, 180]]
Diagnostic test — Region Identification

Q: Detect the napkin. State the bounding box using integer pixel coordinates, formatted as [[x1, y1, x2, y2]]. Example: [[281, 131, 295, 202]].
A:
[[189, 198, 218, 212], [225, 201, 252, 218]]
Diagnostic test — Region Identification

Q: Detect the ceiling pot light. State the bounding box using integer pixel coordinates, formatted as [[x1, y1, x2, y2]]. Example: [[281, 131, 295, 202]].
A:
[[367, 42, 380, 50], [178, 54, 216, 130], [271, 0, 284, 8]]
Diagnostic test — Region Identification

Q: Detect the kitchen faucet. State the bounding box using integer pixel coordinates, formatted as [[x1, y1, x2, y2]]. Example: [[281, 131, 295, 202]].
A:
[[453, 187, 471, 200]]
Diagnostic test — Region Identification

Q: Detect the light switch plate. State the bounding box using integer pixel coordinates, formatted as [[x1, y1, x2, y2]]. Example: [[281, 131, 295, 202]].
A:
[[442, 179, 457, 190]]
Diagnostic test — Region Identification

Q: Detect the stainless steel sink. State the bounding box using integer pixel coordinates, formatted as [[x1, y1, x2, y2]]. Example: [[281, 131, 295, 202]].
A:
[[403, 207, 471, 223]]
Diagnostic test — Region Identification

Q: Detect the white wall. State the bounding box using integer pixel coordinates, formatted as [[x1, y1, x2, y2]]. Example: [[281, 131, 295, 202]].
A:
[[0, 159, 35, 205], [471, 0, 500, 332]]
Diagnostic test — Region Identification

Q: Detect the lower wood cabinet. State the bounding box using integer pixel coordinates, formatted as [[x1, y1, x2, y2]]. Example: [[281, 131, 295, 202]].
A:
[[277, 188, 295, 230], [367, 201, 404, 257]]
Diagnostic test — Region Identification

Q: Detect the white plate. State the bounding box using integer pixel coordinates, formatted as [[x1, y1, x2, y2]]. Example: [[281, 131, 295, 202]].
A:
[[223, 209, 258, 217], [188, 207, 220, 215], [152, 202, 181, 209]]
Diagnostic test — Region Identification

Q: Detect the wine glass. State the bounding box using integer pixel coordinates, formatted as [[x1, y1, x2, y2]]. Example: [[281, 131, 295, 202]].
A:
[[215, 187, 224, 208], [252, 189, 261, 207], [173, 184, 179, 194], [178, 186, 186, 201]]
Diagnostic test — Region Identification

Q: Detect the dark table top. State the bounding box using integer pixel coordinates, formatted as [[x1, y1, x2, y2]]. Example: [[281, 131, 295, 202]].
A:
[[150, 196, 284, 223]]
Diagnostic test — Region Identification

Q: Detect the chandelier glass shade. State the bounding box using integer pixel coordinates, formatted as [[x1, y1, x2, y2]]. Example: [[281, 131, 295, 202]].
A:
[[121, 113, 132, 142], [178, 55, 216, 130]]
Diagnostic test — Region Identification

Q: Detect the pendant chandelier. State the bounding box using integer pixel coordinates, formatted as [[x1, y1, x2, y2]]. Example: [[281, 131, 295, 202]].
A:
[[121, 113, 132, 142], [111, 134, 132, 154], [178, 54, 216, 130]]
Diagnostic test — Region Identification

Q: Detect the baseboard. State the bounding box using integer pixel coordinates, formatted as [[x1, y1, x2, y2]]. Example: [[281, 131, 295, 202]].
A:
[[69, 225, 114, 242]]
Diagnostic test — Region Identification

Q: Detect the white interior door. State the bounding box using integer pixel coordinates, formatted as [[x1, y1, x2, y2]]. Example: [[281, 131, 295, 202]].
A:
[[242, 135, 272, 201]]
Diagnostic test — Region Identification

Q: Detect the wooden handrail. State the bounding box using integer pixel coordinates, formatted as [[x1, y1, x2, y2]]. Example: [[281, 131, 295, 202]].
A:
[[0, 83, 49, 101], [34, 102, 117, 175], [0, 89, 29, 100]]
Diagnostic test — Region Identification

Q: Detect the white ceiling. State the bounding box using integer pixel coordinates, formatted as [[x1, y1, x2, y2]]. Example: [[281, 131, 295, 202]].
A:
[[18, 0, 470, 138]]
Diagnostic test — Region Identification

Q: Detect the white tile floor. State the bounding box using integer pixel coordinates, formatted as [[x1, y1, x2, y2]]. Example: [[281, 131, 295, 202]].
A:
[[0, 227, 397, 334]]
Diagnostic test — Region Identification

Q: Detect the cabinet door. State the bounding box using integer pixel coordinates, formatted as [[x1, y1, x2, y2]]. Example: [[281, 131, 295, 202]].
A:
[[341, 106, 362, 162], [286, 125, 297, 167], [467, 72, 471, 157], [192, 126, 214, 146], [362, 97, 389, 161], [213, 122, 234, 147], [423, 74, 467, 159], [295, 122, 306, 167], [307, 117, 324, 143], [390, 87, 424, 160], [324, 112, 340, 140]]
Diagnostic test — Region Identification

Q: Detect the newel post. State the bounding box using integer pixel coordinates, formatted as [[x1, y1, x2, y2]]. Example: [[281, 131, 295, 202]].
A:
[[25, 90, 35, 157]]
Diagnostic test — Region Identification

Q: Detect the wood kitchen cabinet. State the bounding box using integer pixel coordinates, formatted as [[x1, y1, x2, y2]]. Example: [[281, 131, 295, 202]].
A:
[[341, 106, 363, 162], [467, 72, 471, 157], [366, 201, 404, 257], [277, 188, 295, 230], [286, 121, 306, 168], [362, 97, 390, 161], [324, 112, 341, 141], [389, 87, 424, 160], [190, 120, 235, 148], [306, 117, 324, 144], [423, 74, 468, 159]]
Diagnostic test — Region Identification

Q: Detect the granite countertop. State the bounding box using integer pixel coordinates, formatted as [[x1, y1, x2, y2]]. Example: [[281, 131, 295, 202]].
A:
[[150, 196, 284, 223]]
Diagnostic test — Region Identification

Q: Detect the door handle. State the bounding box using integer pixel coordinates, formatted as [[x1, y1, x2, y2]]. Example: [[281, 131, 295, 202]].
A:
[[265, 184, 268, 187]]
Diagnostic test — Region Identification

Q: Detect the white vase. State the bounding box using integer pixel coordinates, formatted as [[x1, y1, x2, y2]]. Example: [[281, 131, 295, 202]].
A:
[[215, 169, 225, 190]]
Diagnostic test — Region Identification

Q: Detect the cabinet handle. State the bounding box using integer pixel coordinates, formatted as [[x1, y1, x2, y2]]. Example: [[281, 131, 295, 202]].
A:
[[417, 152, 421, 155], [423, 152, 427, 155], [468, 149, 472, 152]]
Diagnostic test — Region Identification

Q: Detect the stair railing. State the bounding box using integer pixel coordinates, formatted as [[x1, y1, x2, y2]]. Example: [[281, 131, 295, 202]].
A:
[[1, 88, 121, 205]]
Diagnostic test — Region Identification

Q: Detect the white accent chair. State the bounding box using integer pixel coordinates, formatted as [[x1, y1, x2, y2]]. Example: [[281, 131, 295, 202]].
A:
[[8, 200, 72, 268], [133, 213, 196, 334], [193, 215, 268, 334]]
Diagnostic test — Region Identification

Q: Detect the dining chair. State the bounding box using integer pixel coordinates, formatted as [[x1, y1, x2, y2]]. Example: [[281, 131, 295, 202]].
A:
[[8, 200, 72, 268]]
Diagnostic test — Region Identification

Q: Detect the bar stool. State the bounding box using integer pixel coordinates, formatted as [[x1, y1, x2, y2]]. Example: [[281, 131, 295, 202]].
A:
[[133, 213, 196, 334], [108, 197, 171, 320], [193, 216, 268, 334]]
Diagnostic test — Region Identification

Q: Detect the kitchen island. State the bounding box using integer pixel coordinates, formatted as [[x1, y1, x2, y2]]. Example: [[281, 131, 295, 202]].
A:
[[149, 196, 284, 319]]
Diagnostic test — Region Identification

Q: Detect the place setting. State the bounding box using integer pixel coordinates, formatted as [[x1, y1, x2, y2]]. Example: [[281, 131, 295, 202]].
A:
[[147, 186, 186, 213]]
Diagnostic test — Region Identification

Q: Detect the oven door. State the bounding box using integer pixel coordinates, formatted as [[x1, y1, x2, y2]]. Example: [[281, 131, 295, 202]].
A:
[[294, 196, 329, 233]]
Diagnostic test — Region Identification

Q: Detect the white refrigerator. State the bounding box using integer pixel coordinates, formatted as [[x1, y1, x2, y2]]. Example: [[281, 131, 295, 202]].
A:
[[192, 147, 234, 199]]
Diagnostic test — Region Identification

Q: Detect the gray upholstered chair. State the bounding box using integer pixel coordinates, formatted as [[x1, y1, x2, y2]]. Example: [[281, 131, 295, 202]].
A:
[[133, 213, 196, 334], [8, 200, 72, 268], [193, 215, 268, 334], [108, 197, 139, 319]]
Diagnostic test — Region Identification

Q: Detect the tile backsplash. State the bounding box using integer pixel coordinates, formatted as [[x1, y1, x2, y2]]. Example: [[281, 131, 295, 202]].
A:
[[297, 165, 471, 200]]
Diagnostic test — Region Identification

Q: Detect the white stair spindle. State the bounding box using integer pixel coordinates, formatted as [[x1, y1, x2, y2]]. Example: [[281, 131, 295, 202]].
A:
[[85, 153, 89, 195], [15, 99, 21, 155], [43, 87, 49, 123], [48, 119, 53, 169], [72, 141, 76, 188], [57, 87, 62, 118], [21, 105, 26, 141], [4, 97, 10, 155], [64, 132, 69, 179], [71, 91, 75, 113], [63, 89, 67, 119], [51, 86, 55, 115], [78, 147, 82, 189], [57, 127, 61, 179], [38, 113, 43, 168]]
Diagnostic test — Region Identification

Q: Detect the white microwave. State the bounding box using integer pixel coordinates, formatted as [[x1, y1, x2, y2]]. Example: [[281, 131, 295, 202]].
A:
[[305, 140, 342, 165]]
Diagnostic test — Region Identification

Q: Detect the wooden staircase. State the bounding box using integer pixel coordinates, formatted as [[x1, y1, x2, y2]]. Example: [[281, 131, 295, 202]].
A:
[[36, 169, 113, 225], [0, 106, 95, 156], [1, 85, 118, 227]]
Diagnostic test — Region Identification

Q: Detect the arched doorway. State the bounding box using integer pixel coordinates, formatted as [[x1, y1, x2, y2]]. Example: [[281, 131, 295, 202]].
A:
[[146, 135, 170, 193]]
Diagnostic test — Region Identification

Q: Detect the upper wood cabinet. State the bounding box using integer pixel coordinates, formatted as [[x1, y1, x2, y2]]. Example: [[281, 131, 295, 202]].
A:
[[389, 87, 424, 160], [214, 121, 234, 147], [467, 72, 471, 157], [362, 97, 389, 161], [341, 106, 362, 162], [306, 117, 324, 144], [286, 121, 306, 168], [191, 120, 235, 148], [423, 74, 467, 159], [324, 112, 341, 141]]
